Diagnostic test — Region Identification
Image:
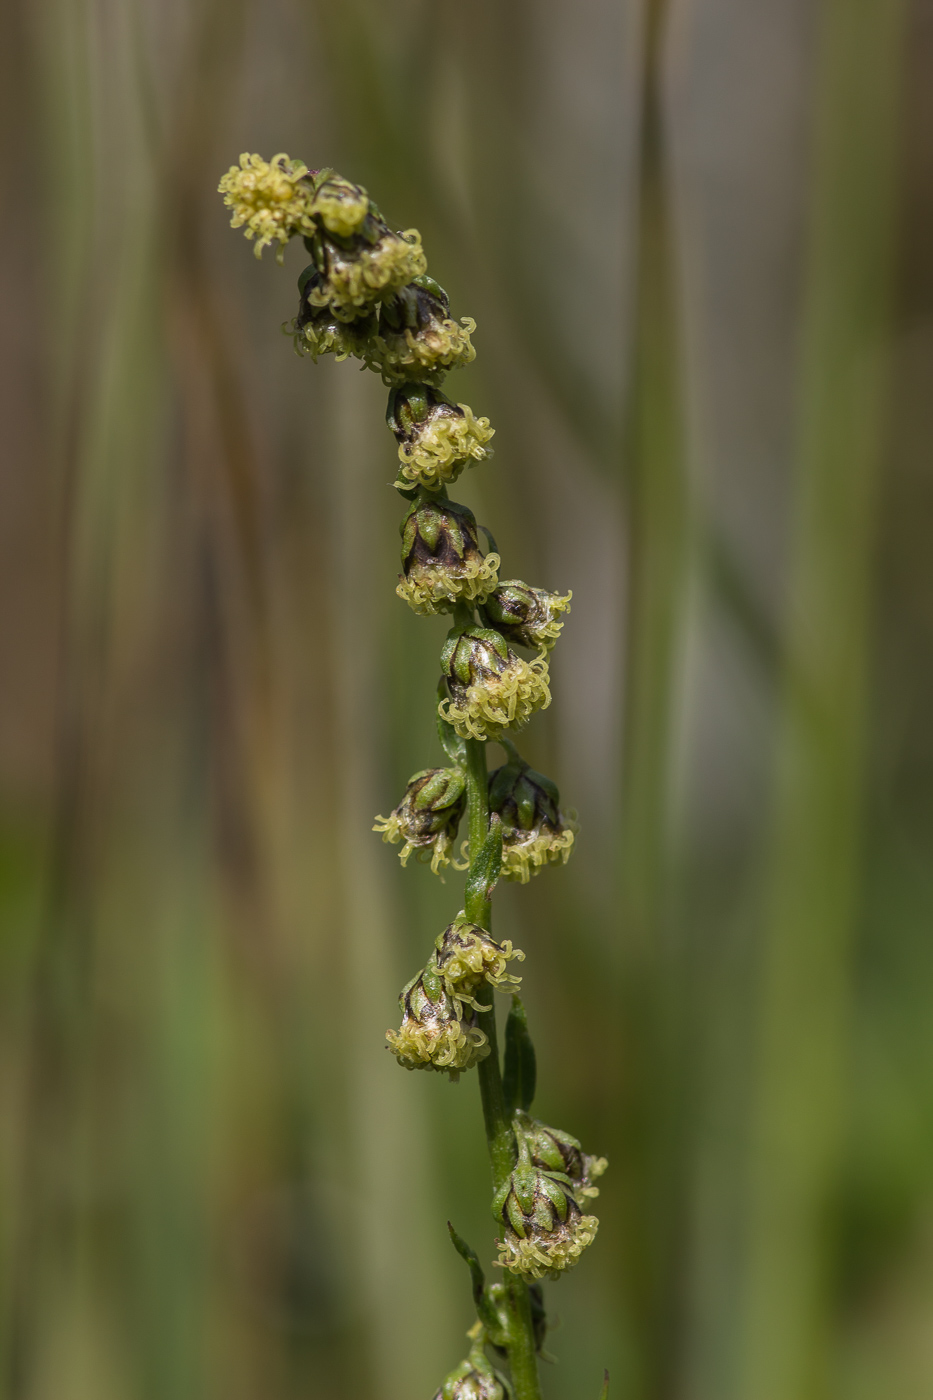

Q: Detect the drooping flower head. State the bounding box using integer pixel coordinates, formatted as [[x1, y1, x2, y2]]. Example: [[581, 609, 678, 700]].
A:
[[388, 383, 494, 492], [305, 223, 427, 322], [289, 266, 380, 363], [486, 753, 576, 883], [439, 627, 550, 742], [433, 1335, 509, 1400], [434, 916, 524, 998], [481, 580, 572, 652], [514, 1109, 607, 1201], [493, 1133, 599, 1281], [310, 172, 371, 238], [376, 276, 477, 384], [396, 492, 499, 616], [386, 953, 489, 1080], [373, 767, 466, 875], [218, 152, 316, 261]]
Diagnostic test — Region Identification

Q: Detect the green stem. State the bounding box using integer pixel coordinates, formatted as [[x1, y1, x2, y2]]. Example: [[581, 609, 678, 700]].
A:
[[463, 737, 542, 1400]]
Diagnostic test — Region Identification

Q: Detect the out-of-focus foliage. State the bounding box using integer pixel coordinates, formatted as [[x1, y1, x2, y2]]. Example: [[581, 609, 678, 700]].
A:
[[0, 0, 931, 1398]]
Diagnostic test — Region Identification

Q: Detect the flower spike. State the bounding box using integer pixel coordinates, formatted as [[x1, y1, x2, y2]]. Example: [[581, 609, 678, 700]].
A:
[[373, 766, 466, 875], [439, 627, 551, 742], [397, 492, 500, 616]]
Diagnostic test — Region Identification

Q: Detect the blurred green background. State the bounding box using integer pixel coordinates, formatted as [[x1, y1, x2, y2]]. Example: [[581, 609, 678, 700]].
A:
[[1, 0, 931, 1397]]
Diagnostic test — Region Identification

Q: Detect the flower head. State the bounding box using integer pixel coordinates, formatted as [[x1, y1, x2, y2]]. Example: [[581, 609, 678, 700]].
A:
[[373, 767, 466, 875], [289, 267, 380, 363], [434, 1336, 509, 1400], [376, 277, 476, 384], [310, 172, 371, 238], [486, 754, 576, 883], [397, 492, 499, 616], [515, 1110, 607, 1201], [388, 384, 494, 492], [386, 954, 488, 1080], [439, 627, 550, 742], [493, 1135, 599, 1281], [306, 226, 427, 321], [218, 152, 316, 261], [481, 581, 572, 652], [434, 916, 524, 997]]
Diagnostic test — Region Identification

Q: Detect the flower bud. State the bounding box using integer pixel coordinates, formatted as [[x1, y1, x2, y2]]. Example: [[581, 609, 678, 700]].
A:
[[481, 581, 572, 652], [388, 384, 494, 492], [396, 493, 499, 616], [386, 954, 489, 1080], [218, 152, 316, 261], [289, 266, 380, 363], [435, 916, 524, 997], [439, 627, 550, 742], [373, 767, 466, 874], [514, 1110, 608, 1201], [376, 277, 476, 384], [434, 1338, 508, 1400], [493, 1137, 599, 1281], [487, 755, 577, 883]]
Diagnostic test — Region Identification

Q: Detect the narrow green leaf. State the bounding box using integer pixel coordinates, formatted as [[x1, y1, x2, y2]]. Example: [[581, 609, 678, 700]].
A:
[[447, 1222, 506, 1343], [598, 1369, 610, 1399], [503, 995, 537, 1115]]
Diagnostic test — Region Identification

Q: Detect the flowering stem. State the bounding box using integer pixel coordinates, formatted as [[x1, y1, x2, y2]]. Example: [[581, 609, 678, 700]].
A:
[[464, 737, 543, 1400]]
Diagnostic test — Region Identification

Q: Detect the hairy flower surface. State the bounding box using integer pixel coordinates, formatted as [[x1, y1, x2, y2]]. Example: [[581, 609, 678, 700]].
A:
[[373, 767, 466, 874], [397, 493, 499, 616], [434, 917, 524, 997], [481, 580, 572, 652], [485, 756, 576, 883], [219, 152, 316, 260], [388, 384, 494, 491], [493, 1150, 598, 1281], [439, 628, 550, 742], [387, 955, 488, 1079], [515, 1111, 608, 1201], [376, 277, 476, 384]]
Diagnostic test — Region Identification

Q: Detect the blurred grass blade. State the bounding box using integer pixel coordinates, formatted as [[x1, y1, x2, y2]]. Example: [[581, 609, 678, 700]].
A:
[[739, 1, 907, 1397]]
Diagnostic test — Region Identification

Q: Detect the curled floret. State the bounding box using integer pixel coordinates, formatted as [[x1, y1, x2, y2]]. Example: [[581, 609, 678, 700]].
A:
[[481, 581, 572, 652], [386, 955, 488, 1080], [434, 917, 524, 997], [308, 229, 427, 320], [481, 753, 577, 884], [388, 384, 494, 492], [377, 278, 476, 384], [310, 174, 370, 238], [397, 402, 495, 490], [439, 628, 551, 742], [495, 1207, 599, 1282], [218, 152, 315, 261], [397, 492, 499, 616], [373, 767, 465, 875]]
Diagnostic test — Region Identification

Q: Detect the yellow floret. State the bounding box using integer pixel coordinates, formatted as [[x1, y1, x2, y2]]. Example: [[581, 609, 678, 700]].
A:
[[396, 552, 500, 617], [396, 404, 495, 491], [439, 654, 551, 742], [218, 152, 315, 261], [495, 1214, 599, 1281]]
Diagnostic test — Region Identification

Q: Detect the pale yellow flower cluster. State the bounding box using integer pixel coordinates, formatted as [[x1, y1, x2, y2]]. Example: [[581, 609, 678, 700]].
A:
[[396, 405, 495, 491], [440, 654, 551, 742]]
